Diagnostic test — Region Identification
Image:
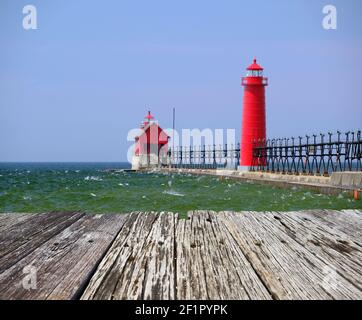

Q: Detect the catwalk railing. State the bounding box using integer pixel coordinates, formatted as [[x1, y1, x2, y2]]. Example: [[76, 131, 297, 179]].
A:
[[168, 143, 241, 169], [251, 130, 362, 176], [167, 130, 361, 176]]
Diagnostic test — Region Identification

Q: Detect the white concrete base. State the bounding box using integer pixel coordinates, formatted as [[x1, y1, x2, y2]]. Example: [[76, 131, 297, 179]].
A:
[[132, 153, 170, 170], [131, 155, 140, 170], [331, 172, 362, 188]]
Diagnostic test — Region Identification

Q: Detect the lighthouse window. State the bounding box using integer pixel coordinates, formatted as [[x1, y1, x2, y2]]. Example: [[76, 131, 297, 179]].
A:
[[246, 70, 263, 77]]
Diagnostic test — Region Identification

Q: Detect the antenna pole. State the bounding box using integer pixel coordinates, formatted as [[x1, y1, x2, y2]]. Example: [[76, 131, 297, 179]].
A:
[[172, 108, 175, 161]]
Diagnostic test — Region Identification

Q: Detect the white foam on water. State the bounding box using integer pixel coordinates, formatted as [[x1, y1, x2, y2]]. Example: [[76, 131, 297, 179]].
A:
[[23, 195, 32, 201], [84, 176, 103, 181], [163, 190, 185, 197]]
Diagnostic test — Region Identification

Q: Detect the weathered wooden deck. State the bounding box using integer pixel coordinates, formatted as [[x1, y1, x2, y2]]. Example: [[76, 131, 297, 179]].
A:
[[0, 210, 361, 300]]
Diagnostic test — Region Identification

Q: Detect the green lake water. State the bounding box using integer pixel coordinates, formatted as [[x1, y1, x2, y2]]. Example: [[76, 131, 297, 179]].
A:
[[0, 163, 361, 217]]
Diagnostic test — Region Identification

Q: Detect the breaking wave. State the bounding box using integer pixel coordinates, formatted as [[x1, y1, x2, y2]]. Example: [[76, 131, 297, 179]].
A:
[[163, 190, 185, 197]]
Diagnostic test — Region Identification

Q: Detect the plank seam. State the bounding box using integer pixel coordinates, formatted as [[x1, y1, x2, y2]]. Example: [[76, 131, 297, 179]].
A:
[[71, 214, 129, 300], [221, 212, 278, 300], [173, 213, 178, 300], [84, 212, 141, 299]]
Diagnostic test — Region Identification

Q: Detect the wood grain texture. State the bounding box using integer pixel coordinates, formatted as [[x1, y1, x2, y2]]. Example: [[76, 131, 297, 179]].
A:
[[270, 210, 362, 289], [175, 211, 271, 300], [0, 212, 85, 271], [1, 210, 361, 300], [0, 213, 127, 300], [218, 211, 362, 299], [81, 212, 176, 300]]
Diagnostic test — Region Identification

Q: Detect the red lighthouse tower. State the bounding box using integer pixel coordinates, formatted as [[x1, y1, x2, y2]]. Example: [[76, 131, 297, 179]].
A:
[[240, 58, 268, 169]]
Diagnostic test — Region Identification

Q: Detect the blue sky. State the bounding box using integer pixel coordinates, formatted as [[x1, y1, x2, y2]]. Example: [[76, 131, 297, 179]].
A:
[[0, 0, 361, 161]]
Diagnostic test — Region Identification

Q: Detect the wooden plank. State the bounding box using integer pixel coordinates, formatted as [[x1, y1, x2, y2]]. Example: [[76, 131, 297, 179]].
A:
[[0, 213, 36, 232], [175, 211, 271, 299], [297, 209, 362, 243], [219, 211, 362, 299], [269, 211, 362, 289], [185, 212, 208, 299], [260, 210, 362, 299], [0, 210, 360, 300], [0, 213, 127, 300], [84, 210, 271, 300], [174, 214, 192, 299], [0, 212, 85, 271], [196, 211, 271, 299], [139, 212, 176, 299], [81, 212, 166, 299], [276, 210, 362, 261], [104, 212, 176, 300], [207, 211, 272, 299]]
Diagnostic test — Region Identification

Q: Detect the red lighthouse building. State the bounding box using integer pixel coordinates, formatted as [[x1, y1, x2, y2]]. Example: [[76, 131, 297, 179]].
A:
[[240, 58, 268, 169], [132, 111, 170, 169]]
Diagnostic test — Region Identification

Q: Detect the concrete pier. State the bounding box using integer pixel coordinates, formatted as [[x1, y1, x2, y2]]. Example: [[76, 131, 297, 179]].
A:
[[159, 168, 362, 199]]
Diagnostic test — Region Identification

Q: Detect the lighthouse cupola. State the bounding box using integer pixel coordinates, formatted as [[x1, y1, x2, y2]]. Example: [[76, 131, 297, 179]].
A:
[[239, 58, 268, 169], [144, 110, 155, 126]]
